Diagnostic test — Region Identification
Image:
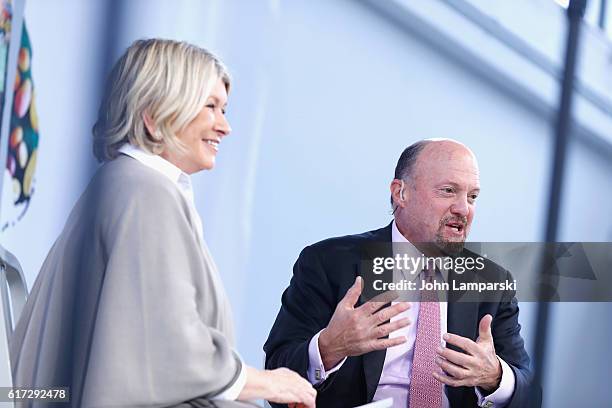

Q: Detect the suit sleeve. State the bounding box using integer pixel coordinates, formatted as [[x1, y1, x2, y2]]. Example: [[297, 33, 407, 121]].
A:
[[264, 245, 339, 385], [491, 270, 542, 408]]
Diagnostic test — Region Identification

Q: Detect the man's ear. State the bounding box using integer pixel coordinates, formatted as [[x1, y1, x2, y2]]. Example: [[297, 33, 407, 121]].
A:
[[390, 179, 405, 208], [142, 111, 157, 137]]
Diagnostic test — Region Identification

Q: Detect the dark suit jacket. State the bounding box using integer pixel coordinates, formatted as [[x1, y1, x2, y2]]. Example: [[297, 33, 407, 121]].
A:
[[264, 224, 541, 407]]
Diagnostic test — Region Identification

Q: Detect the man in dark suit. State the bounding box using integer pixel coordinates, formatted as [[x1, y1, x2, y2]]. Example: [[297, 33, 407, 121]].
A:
[[264, 139, 540, 407]]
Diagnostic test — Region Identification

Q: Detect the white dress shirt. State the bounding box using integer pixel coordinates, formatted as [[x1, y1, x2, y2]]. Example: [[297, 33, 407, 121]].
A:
[[118, 143, 247, 400], [307, 221, 515, 408]]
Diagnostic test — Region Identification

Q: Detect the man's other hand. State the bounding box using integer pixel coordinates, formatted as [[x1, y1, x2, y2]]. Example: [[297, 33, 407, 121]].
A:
[[433, 314, 502, 391]]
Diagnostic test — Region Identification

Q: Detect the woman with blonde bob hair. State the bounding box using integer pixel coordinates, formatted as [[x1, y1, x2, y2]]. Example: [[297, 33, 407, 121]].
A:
[[10, 39, 315, 408]]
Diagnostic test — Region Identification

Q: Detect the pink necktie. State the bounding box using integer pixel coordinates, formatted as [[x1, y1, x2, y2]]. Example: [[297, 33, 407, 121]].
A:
[[408, 267, 442, 408]]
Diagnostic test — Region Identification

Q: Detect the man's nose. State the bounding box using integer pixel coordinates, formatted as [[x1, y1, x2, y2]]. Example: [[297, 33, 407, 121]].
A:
[[450, 196, 469, 217]]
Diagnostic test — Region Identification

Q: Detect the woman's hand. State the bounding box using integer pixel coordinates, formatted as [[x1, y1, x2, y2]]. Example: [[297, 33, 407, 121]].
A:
[[261, 368, 316, 407], [239, 366, 316, 408]]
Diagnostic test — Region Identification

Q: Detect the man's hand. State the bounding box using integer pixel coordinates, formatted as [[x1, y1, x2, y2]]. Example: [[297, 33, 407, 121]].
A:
[[318, 276, 411, 370], [433, 314, 502, 391]]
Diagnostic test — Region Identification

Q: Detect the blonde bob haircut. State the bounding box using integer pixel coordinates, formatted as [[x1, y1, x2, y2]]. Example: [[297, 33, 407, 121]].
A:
[[93, 38, 231, 162]]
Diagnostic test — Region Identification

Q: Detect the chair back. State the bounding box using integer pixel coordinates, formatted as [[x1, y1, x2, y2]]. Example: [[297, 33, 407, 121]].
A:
[[0, 245, 28, 404]]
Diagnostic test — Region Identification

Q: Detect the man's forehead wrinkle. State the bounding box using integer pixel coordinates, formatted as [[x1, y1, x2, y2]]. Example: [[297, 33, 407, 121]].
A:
[[417, 159, 480, 179]]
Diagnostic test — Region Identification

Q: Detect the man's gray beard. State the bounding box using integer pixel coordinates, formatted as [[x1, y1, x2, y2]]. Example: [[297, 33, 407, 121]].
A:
[[435, 233, 465, 256]]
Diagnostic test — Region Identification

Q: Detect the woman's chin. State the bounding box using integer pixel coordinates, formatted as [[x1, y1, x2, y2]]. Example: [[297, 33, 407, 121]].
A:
[[199, 158, 215, 171]]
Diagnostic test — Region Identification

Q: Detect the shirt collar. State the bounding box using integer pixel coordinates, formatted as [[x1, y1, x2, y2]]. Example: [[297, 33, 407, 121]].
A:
[[118, 143, 190, 189], [391, 220, 449, 283]]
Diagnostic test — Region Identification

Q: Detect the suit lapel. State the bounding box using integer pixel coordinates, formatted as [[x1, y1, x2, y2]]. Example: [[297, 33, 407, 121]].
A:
[[363, 349, 387, 402], [446, 268, 479, 405], [446, 298, 478, 341], [360, 223, 393, 402], [446, 266, 479, 341]]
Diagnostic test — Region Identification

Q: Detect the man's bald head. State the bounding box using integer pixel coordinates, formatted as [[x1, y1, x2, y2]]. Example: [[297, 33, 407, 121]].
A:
[[394, 138, 477, 184]]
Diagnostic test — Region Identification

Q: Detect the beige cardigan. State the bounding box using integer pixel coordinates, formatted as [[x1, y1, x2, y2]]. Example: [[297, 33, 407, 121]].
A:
[[10, 156, 242, 407]]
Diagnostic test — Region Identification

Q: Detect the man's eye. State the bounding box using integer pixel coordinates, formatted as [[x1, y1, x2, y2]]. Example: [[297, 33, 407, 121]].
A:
[[206, 103, 215, 109], [442, 187, 454, 194]]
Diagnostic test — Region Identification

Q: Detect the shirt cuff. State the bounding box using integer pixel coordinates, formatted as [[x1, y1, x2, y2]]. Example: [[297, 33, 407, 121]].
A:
[[212, 354, 247, 400], [307, 329, 347, 385], [475, 356, 516, 408]]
